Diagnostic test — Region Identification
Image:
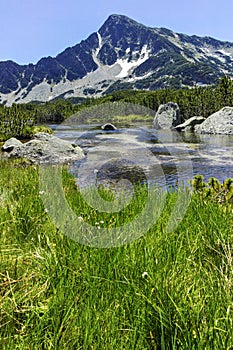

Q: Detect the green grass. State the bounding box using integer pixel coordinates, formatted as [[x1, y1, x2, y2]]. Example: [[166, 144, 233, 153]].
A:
[[81, 114, 153, 125], [0, 159, 233, 349]]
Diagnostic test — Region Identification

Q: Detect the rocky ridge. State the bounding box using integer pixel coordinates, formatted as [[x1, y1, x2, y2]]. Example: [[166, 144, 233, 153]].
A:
[[1, 14, 233, 105]]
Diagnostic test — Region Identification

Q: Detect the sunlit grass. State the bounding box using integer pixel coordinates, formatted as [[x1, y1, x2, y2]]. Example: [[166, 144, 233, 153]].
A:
[[82, 113, 153, 124], [0, 159, 233, 349]]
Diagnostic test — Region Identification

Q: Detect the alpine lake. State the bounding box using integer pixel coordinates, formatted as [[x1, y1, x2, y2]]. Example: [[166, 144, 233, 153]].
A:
[[51, 121, 233, 189]]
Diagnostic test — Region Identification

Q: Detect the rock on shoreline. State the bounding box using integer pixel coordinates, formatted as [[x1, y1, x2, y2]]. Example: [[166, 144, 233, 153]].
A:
[[1, 132, 85, 164], [154, 103, 233, 135], [195, 107, 233, 135]]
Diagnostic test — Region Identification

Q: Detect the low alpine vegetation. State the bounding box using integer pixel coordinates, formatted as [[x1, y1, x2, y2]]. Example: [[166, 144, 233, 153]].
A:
[[0, 160, 233, 349]]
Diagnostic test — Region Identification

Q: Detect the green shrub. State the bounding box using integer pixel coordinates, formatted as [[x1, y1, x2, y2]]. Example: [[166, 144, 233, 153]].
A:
[[32, 125, 54, 135], [0, 106, 35, 141], [191, 175, 233, 204]]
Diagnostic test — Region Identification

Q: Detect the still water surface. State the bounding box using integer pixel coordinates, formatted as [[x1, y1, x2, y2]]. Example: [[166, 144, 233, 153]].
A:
[[53, 122, 233, 188]]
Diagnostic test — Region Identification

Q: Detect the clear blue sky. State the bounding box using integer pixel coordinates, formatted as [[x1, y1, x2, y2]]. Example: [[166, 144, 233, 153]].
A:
[[1, 0, 232, 64]]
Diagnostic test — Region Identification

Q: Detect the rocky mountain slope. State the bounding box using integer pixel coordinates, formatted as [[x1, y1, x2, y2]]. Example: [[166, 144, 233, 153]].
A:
[[1, 14, 233, 105]]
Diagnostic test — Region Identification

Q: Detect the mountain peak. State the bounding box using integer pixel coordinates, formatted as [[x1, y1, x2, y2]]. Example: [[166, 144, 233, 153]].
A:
[[104, 14, 140, 25], [0, 14, 233, 105], [99, 14, 146, 36]]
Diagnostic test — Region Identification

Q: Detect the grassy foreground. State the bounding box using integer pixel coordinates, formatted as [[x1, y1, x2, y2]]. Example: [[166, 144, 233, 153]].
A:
[[0, 160, 233, 349]]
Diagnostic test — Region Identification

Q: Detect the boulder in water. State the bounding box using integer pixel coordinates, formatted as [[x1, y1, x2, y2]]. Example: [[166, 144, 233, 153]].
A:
[[195, 107, 233, 135], [175, 116, 206, 132], [153, 102, 183, 129], [101, 123, 117, 131]]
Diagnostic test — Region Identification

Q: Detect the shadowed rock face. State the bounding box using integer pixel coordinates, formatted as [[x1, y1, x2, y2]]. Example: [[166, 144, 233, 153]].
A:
[[1, 132, 85, 164], [195, 107, 233, 135], [153, 102, 183, 129]]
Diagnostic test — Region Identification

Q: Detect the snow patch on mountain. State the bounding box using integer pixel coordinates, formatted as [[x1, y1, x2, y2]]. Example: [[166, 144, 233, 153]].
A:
[[127, 72, 152, 82], [116, 45, 150, 78], [1, 14, 233, 105], [96, 32, 102, 57], [7, 61, 122, 104]]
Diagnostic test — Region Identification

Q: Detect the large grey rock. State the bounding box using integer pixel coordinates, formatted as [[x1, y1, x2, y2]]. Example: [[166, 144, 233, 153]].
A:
[[175, 116, 206, 132], [33, 132, 54, 141], [153, 102, 183, 129], [195, 107, 233, 135], [1, 138, 23, 154], [1, 132, 85, 164]]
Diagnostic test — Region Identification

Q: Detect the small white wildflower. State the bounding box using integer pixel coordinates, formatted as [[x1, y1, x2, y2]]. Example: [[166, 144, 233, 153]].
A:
[[39, 191, 45, 195], [100, 220, 104, 224], [142, 272, 149, 278], [97, 226, 101, 230], [45, 208, 49, 213]]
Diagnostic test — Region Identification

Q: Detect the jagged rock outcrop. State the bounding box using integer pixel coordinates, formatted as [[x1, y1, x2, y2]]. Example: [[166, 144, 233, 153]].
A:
[[175, 116, 206, 131], [153, 102, 183, 129], [195, 107, 233, 135], [1, 132, 85, 164]]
